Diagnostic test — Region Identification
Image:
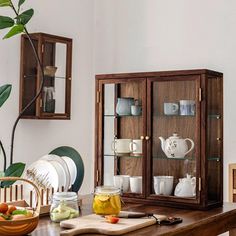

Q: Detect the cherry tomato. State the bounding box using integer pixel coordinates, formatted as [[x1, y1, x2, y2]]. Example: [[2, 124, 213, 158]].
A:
[[105, 215, 119, 224], [0, 203, 8, 213]]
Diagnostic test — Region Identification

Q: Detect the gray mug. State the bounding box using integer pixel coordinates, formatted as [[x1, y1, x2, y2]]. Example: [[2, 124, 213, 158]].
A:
[[164, 103, 179, 115]]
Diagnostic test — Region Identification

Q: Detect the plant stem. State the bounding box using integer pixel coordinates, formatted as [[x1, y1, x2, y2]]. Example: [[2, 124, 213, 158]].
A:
[[0, 140, 6, 171], [9, 2, 45, 165]]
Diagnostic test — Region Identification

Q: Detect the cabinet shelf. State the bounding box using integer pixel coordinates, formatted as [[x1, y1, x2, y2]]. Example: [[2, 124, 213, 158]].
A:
[[104, 154, 143, 158], [24, 74, 67, 80], [153, 156, 220, 161], [159, 114, 195, 118], [208, 114, 221, 119], [104, 114, 142, 118]]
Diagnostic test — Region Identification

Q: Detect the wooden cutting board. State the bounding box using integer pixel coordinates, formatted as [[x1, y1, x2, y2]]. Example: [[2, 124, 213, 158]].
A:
[[60, 212, 166, 236]]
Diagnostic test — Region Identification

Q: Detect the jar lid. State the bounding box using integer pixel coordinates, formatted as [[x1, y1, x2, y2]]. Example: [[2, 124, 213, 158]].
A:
[[52, 192, 78, 201], [95, 186, 120, 195]]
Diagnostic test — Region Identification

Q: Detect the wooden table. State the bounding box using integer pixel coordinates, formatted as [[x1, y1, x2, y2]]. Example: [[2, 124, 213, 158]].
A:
[[32, 199, 236, 236]]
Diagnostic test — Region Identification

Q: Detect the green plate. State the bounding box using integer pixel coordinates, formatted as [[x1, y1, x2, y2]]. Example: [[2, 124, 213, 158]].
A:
[[50, 146, 84, 192]]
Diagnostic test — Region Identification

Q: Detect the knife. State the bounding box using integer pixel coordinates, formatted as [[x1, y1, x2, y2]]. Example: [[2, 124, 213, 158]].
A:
[[118, 211, 154, 218]]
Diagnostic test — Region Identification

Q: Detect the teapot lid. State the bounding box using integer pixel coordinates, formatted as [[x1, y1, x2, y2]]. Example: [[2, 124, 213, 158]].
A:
[[170, 133, 180, 138]]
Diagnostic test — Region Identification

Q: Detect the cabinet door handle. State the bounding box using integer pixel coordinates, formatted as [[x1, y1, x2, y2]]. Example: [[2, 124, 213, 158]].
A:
[[145, 136, 150, 140], [140, 136, 144, 140]]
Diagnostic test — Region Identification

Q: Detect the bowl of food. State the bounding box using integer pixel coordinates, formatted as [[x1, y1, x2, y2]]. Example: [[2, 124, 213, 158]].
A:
[[0, 177, 41, 236]]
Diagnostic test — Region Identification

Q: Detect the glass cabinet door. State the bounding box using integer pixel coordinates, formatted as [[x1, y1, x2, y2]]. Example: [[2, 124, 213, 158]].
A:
[[207, 77, 223, 204], [101, 79, 146, 196], [148, 77, 200, 200]]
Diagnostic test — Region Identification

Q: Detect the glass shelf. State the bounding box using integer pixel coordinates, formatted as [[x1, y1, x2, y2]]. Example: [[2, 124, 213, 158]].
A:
[[104, 114, 142, 117], [153, 156, 220, 161], [153, 156, 195, 160], [208, 114, 221, 119], [24, 74, 66, 80], [159, 114, 195, 117], [104, 154, 143, 158]]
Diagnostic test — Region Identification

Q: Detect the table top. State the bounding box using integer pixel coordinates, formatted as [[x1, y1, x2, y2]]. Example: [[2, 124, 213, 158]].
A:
[[32, 198, 236, 236]]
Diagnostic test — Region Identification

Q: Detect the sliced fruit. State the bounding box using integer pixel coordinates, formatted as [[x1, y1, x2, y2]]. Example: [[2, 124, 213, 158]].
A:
[[0, 203, 8, 213], [0, 216, 6, 221], [12, 209, 28, 215], [96, 195, 110, 202], [105, 215, 119, 224], [7, 205, 17, 215]]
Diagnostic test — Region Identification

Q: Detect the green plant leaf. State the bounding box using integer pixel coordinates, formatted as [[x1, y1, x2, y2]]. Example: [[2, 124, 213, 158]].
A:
[[3, 24, 24, 39], [0, 84, 11, 107], [15, 8, 34, 25], [1, 162, 25, 187], [18, 0, 25, 8], [0, 16, 14, 29], [0, 0, 11, 7]]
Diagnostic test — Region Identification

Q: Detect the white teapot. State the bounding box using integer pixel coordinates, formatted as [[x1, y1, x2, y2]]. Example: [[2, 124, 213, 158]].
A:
[[159, 133, 194, 158], [174, 174, 196, 197]]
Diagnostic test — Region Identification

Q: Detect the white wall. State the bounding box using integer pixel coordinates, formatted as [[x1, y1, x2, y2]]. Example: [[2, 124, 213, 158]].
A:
[[0, 0, 95, 194], [0, 0, 235, 202], [94, 0, 236, 201]]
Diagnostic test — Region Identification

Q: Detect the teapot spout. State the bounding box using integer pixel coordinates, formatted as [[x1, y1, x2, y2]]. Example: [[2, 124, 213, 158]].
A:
[[159, 137, 166, 151]]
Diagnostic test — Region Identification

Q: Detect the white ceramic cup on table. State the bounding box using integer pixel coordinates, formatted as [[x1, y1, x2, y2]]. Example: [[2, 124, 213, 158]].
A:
[[130, 176, 142, 194], [113, 175, 130, 193], [111, 139, 132, 154], [153, 176, 174, 195]]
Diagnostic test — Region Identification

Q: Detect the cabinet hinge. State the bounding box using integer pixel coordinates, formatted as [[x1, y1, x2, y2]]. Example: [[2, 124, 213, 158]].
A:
[[39, 99, 43, 108], [199, 178, 202, 191], [199, 88, 202, 102], [96, 91, 101, 103], [96, 170, 99, 183], [41, 44, 44, 53]]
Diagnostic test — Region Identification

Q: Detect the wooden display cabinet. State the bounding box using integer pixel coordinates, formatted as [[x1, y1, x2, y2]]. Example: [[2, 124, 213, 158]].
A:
[[19, 33, 72, 119], [95, 69, 223, 209]]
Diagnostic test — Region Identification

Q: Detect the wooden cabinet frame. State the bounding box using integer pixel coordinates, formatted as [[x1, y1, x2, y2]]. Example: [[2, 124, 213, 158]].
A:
[[95, 69, 223, 209], [19, 33, 72, 119]]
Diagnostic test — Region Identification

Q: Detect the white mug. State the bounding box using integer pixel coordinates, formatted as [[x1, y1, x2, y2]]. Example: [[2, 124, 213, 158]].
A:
[[153, 176, 174, 195], [129, 139, 142, 155], [111, 139, 132, 153], [179, 100, 195, 116], [113, 175, 130, 193], [130, 176, 142, 194]]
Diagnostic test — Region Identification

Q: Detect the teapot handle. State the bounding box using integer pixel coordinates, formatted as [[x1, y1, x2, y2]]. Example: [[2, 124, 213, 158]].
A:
[[184, 138, 195, 155]]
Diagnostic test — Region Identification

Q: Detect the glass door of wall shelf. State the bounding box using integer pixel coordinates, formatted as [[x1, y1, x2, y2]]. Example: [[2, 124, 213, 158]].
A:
[[100, 79, 146, 196], [147, 77, 200, 201], [207, 77, 223, 203]]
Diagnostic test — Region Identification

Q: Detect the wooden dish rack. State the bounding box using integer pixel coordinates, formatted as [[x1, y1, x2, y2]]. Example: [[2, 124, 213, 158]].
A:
[[0, 184, 82, 216]]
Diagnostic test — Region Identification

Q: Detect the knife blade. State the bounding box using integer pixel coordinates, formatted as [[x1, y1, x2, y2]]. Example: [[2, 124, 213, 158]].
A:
[[118, 211, 153, 218]]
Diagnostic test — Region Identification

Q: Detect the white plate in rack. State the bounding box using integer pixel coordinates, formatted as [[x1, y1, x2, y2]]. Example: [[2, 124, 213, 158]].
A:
[[61, 155, 77, 186], [23, 159, 59, 206], [24, 159, 59, 191], [40, 154, 71, 191]]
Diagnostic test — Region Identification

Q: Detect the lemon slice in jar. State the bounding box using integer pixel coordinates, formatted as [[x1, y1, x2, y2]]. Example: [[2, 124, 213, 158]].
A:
[[110, 195, 121, 209], [97, 195, 110, 202]]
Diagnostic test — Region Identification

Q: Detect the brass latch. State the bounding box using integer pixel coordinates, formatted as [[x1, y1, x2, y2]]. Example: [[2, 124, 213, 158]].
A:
[[96, 91, 101, 103], [96, 170, 99, 183], [199, 88, 202, 102], [199, 177, 202, 191]]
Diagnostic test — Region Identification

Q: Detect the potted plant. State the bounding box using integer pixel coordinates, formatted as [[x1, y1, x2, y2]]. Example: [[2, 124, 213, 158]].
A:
[[0, 0, 45, 186]]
